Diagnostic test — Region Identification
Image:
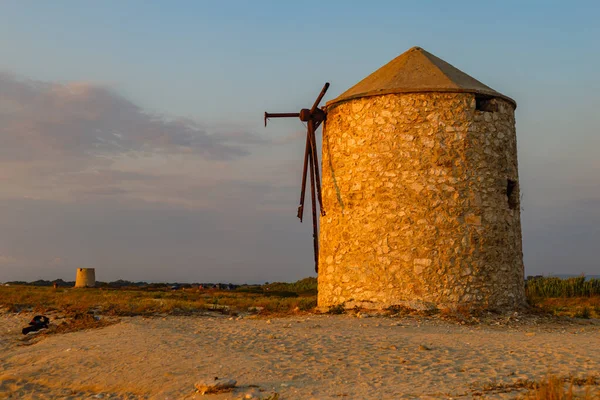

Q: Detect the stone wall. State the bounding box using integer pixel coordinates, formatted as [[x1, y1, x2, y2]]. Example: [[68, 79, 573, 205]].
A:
[[318, 92, 525, 311]]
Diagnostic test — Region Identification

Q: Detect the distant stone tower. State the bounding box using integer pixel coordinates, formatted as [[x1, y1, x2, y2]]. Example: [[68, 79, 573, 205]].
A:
[[318, 47, 525, 311], [75, 268, 96, 288]]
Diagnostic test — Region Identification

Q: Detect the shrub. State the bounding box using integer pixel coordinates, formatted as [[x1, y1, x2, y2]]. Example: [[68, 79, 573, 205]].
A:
[[298, 298, 317, 311], [575, 307, 591, 319], [327, 303, 345, 314]]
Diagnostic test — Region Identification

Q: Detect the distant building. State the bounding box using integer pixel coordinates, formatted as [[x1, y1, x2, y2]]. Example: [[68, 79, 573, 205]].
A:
[[75, 268, 96, 288]]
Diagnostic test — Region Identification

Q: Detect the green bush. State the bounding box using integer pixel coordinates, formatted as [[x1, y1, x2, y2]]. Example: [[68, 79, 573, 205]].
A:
[[298, 298, 317, 311], [263, 277, 317, 295], [263, 291, 298, 298]]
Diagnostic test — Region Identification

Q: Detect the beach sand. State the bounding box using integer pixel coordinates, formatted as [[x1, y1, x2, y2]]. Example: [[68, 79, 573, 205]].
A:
[[1, 312, 598, 399]]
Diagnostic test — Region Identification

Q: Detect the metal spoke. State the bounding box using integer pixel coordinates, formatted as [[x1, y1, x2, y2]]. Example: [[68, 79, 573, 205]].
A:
[[297, 134, 310, 222], [308, 147, 319, 273]]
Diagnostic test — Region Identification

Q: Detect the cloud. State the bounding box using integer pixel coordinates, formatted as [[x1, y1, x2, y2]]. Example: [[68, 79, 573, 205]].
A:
[[0, 72, 263, 161], [0, 72, 285, 207], [0, 254, 18, 266]]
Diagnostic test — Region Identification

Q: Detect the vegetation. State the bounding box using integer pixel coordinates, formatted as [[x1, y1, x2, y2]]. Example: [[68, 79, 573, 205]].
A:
[[526, 276, 600, 298], [3, 275, 600, 319], [523, 375, 599, 399], [263, 277, 317, 295], [472, 375, 599, 398], [526, 276, 600, 319], [0, 278, 318, 317]]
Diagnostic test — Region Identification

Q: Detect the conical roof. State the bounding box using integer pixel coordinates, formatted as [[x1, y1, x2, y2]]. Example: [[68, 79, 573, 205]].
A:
[[326, 46, 516, 108]]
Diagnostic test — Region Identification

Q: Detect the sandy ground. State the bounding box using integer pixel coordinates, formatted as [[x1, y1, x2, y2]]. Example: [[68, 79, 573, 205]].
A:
[[1, 312, 599, 399]]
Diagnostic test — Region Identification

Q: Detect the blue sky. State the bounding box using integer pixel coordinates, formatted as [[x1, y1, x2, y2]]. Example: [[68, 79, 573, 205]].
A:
[[0, 1, 599, 282]]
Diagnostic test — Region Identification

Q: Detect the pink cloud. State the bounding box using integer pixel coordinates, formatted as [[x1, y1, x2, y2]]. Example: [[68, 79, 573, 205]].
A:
[[0, 72, 263, 161]]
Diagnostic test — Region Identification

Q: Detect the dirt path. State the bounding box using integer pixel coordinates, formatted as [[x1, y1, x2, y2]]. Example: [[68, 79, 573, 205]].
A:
[[1, 313, 599, 399]]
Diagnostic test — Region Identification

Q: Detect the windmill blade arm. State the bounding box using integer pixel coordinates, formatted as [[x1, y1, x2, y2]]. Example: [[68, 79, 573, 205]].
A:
[[310, 82, 330, 113], [307, 148, 319, 273], [297, 134, 311, 222], [264, 112, 301, 126], [307, 120, 325, 216]]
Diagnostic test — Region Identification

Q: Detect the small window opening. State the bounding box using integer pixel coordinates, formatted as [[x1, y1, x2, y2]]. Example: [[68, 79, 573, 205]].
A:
[[507, 179, 518, 210], [475, 95, 498, 112]]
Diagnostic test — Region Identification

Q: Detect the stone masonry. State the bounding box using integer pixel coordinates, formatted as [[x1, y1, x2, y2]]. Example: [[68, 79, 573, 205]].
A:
[[318, 92, 526, 311]]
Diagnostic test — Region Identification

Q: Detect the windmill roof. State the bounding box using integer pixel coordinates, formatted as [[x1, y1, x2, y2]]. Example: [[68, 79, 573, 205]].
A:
[[326, 47, 516, 108]]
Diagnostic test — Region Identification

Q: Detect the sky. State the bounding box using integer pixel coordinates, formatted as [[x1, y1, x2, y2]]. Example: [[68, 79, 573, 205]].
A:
[[0, 1, 599, 283]]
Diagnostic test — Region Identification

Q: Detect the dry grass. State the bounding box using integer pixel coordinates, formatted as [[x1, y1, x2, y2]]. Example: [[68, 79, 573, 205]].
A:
[[19, 313, 119, 346], [51, 312, 117, 334], [526, 276, 600, 319], [3, 275, 598, 321], [4, 284, 317, 344], [522, 375, 600, 399], [0, 284, 317, 318], [528, 296, 600, 319], [470, 375, 600, 398]]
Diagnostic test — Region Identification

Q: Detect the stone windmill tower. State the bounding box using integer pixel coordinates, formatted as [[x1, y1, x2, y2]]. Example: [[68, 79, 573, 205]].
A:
[[318, 46, 525, 311], [75, 268, 96, 288]]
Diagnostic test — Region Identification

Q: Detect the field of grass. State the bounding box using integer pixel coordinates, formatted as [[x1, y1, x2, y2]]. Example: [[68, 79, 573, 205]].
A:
[[526, 276, 600, 298], [526, 276, 600, 319], [0, 278, 318, 317], [2, 275, 600, 319]]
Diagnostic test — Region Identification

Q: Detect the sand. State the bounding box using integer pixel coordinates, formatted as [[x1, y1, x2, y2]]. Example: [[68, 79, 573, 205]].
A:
[[1, 311, 599, 399]]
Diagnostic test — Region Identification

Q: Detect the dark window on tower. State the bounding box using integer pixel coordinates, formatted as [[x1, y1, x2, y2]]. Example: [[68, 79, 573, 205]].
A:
[[507, 179, 518, 210], [475, 95, 498, 112]]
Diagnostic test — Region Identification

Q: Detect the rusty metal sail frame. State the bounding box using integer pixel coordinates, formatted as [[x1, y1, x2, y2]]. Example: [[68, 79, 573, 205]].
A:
[[264, 83, 330, 273]]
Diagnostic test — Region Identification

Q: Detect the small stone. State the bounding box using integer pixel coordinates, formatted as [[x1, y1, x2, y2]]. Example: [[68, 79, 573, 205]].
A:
[[465, 215, 482, 225], [414, 259, 432, 267], [410, 182, 424, 193], [352, 103, 364, 113], [195, 377, 237, 395], [243, 390, 262, 400], [419, 344, 432, 351]]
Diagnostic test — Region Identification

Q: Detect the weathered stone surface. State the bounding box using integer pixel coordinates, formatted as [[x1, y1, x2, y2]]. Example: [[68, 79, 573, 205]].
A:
[[318, 92, 525, 311]]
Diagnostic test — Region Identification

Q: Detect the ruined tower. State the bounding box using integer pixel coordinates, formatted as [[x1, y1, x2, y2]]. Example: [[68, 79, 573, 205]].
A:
[[318, 47, 525, 311], [75, 268, 96, 288]]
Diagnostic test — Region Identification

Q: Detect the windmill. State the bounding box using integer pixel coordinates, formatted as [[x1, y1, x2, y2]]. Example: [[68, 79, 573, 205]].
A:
[[264, 83, 330, 273]]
